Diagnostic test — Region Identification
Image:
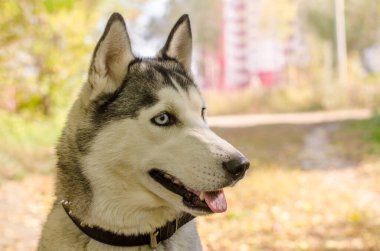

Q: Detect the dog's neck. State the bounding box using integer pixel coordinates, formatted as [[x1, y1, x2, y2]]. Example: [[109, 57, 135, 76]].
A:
[[86, 199, 180, 235], [57, 187, 182, 236], [61, 199, 195, 249], [60, 199, 181, 239], [57, 169, 180, 235]]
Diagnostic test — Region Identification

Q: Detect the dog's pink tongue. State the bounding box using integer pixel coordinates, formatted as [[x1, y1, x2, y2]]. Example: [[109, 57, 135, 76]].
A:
[[204, 190, 227, 213]]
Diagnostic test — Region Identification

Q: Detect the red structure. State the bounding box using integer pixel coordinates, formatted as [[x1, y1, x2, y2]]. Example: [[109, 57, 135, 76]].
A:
[[202, 0, 289, 90]]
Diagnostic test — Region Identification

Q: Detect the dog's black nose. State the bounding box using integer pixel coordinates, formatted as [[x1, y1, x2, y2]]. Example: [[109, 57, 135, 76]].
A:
[[223, 156, 250, 179]]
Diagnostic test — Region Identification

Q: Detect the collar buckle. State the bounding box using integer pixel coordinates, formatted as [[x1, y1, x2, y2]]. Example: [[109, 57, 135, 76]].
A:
[[149, 230, 159, 249]]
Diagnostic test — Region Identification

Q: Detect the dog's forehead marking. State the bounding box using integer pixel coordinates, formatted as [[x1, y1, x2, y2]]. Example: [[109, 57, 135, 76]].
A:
[[129, 59, 204, 112], [132, 58, 195, 90], [156, 81, 204, 115], [88, 58, 201, 132]]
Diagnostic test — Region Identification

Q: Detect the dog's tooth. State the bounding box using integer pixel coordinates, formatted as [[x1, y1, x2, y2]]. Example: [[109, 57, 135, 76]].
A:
[[173, 179, 181, 185], [164, 174, 171, 179], [199, 192, 205, 201]]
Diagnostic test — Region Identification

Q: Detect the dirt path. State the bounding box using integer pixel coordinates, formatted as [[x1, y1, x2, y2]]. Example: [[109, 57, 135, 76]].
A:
[[299, 124, 354, 169], [208, 109, 371, 128]]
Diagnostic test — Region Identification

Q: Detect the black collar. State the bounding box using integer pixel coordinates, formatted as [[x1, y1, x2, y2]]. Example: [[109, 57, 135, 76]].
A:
[[61, 200, 195, 249]]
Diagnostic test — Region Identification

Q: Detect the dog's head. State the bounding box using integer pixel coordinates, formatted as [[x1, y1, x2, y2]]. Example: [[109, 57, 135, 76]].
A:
[[73, 13, 249, 219]]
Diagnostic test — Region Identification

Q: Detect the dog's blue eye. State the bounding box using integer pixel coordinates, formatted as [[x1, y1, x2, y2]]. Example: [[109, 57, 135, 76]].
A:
[[151, 112, 174, 126]]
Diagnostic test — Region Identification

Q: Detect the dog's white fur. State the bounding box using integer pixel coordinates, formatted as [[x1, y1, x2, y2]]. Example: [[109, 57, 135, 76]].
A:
[[38, 13, 247, 251], [81, 85, 239, 233]]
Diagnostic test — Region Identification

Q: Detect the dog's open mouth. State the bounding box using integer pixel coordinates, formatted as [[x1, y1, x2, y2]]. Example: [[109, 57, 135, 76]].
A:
[[149, 169, 227, 213]]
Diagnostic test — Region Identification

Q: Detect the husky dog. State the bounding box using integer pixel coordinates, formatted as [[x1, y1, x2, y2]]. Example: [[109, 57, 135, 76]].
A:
[[38, 13, 249, 251]]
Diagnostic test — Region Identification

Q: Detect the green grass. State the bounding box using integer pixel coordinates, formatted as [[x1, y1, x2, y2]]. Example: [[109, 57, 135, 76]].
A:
[[360, 115, 380, 154], [0, 111, 64, 147], [0, 111, 65, 181], [332, 114, 380, 160]]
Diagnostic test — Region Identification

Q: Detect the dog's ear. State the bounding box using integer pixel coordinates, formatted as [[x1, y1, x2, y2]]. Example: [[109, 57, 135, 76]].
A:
[[87, 13, 134, 101], [159, 14, 192, 71]]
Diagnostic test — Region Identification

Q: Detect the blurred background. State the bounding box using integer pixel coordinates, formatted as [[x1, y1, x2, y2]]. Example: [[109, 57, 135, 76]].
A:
[[1, 0, 380, 250]]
